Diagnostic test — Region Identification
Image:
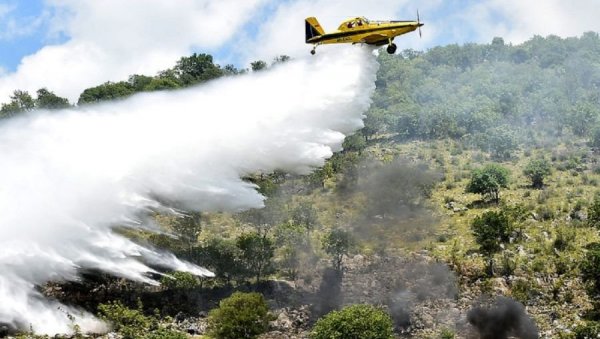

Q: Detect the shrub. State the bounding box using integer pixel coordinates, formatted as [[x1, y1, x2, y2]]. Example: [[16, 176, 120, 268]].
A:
[[553, 227, 576, 251], [466, 163, 511, 203], [574, 321, 600, 339], [98, 300, 151, 339], [471, 211, 512, 255], [439, 328, 456, 339], [310, 304, 394, 339], [160, 271, 199, 290], [588, 193, 600, 228], [523, 158, 552, 188], [97, 300, 186, 339], [581, 243, 600, 296], [471, 211, 512, 275], [511, 279, 533, 304], [322, 228, 355, 271], [207, 292, 271, 339]]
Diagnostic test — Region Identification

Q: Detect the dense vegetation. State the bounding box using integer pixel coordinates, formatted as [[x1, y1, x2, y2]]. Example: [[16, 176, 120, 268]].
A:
[[3, 32, 600, 337]]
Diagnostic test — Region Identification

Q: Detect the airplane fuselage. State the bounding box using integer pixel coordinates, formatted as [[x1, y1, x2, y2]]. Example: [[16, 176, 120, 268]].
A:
[[307, 20, 421, 46]]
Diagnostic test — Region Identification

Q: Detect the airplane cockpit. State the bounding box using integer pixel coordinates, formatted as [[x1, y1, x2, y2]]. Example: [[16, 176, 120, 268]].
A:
[[339, 17, 370, 30]]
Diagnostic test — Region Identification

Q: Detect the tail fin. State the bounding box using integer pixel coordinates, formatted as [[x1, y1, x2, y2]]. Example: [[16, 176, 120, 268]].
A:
[[305, 17, 325, 42]]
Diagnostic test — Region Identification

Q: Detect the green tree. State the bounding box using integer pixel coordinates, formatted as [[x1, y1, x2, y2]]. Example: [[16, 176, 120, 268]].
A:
[[35, 88, 70, 109], [591, 126, 600, 150], [272, 55, 291, 64], [0, 90, 35, 118], [128, 74, 153, 91], [143, 78, 181, 91], [250, 60, 267, 72], [343, 133, 367, 152], [362, 108, 387, 141], [322, 228, 354, 271], [568, 101, 600, 136], [523, 158, 551, 188], [471, 211, 512, 275], [173, 53, 223, 85], [310, 304, 394, 339], [236, 232, 274, 283], [207, 292, 271, 339], [484, 125, 519, 160], [223, 64, 242, 75], [274, 222, 309, 280], [291, 201, 320, 234], [466, 164, 510, 203], [197, 237, 243, 284], [171, 212, 202, 257], [78, 81, 135, 104]]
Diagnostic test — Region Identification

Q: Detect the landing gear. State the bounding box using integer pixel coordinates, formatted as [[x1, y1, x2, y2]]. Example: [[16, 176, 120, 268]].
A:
[[386, 43, 397, 54], [310, 43, 321, 55]]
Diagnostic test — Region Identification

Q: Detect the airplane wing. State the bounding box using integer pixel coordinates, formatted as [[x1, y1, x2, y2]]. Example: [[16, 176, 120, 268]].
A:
[[361, 33, 389, 45]]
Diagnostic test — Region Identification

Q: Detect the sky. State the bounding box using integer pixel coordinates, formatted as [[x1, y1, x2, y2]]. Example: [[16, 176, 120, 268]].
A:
[[0, 0, 599, 103]]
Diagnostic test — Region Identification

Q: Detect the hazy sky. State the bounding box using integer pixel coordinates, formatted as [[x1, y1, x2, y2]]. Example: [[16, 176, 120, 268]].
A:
[[0, 0, 599, 101]]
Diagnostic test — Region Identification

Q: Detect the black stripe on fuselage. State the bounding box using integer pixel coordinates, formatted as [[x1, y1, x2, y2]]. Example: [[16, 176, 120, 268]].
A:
[[307, 23, 417, 44]]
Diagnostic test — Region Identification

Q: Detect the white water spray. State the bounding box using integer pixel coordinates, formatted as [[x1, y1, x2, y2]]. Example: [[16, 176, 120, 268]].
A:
[[0, 46, 378, 334]]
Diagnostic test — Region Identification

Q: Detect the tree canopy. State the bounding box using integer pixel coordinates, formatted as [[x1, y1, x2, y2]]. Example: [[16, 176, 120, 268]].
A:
[[466, 164, 510, 203]]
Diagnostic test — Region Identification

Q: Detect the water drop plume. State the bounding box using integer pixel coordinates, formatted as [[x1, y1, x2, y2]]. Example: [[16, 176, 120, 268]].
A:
[[0, 46, 378, 334]]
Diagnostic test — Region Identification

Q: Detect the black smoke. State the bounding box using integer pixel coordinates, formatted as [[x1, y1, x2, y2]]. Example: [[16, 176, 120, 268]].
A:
[[467, 297, 538, 339]]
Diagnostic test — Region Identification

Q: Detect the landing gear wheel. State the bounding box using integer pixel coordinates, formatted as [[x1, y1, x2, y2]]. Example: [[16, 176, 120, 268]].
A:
[[310, 49, 316, 55], [386, 43, 397, 54]]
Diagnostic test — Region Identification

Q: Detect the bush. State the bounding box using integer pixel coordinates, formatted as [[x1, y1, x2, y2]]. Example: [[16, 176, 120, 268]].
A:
[[581, 243, 600, 296], [472, 211, 512, 256], [466, 163, 510, 203], [523, 158, 552, 188], [322, 228, 354, 271], [588, 193, 600, 228], [439, 328, 456, 339], [471, 211, 512, 275], [97, 300, 186, 339], [98, 300, 151, 339], [196, 237, 244, 284], [553, 227, 576, 251], [511, 279, 533, 304], [574, 321, 600, 339], [310, 304, 394, 339], [160, 271, 199, 290], [207, 292, 271, 339]]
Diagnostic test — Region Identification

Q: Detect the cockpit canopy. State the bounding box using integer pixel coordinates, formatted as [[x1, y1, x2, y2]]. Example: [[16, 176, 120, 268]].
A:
[[338, 17, 370, 30]]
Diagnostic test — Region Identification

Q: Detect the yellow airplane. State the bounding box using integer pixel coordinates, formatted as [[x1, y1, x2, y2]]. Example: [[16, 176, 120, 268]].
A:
[[305, 13, 423, 55]]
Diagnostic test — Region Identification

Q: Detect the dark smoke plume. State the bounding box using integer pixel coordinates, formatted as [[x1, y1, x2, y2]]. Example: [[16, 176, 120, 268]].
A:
[[467, 297, 538, 339]]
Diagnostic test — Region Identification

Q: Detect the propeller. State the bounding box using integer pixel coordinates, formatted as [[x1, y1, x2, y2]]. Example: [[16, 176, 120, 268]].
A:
[[417, 10, 422, 38]]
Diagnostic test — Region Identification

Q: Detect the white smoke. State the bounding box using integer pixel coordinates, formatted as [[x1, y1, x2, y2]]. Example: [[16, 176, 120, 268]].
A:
[[0, 46, 378, 334]]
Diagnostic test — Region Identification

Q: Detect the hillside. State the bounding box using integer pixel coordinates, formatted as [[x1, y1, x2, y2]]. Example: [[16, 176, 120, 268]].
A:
[[3, 32, 600, 338]]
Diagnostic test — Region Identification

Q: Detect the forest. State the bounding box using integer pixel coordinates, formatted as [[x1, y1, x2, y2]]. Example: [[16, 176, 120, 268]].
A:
[[3, 32, 600, 338]]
